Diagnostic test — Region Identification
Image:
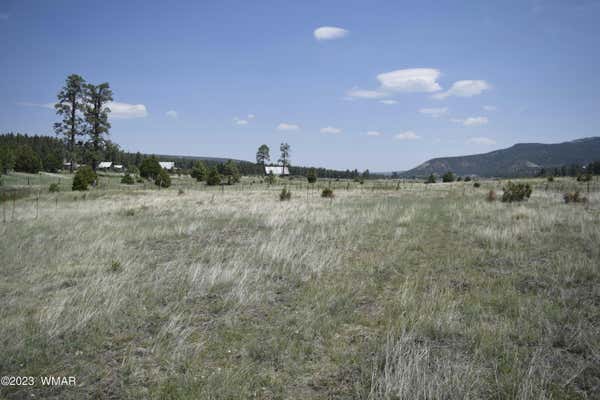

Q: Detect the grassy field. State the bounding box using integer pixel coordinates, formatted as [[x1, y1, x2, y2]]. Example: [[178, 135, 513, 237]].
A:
[[1, 175, 599, 399]]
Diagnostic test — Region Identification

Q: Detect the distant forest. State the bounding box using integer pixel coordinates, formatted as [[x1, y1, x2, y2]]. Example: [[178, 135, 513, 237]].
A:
[[0, 133, 382, 179]]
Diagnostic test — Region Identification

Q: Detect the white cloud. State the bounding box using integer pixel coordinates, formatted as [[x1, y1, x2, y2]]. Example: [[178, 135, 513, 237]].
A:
[[366, 131, 382, 137], [17, 101, 54, 109], [247, 114, 255, 119], [394, 131, 420, 140], [451, 116, 489, 126], [467, 136, 496, 145], [277, 123, 300, 131], [483, 105, 497, 111], [433, 80, 491, 99], [234, 117, 248, 125], [463, 116, 489, 126], [314, 26, 349, 41], [320, 126, 342, 134], [108, 102, 148, 119], [377, 68, 442, 93], [166, 110, 178, 119], [379, 100, 398, 105], [346, 88, 387, 99], [419, 107, 448, 118]]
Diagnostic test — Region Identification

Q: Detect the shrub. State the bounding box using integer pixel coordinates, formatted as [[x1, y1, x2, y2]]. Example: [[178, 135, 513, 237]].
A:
[[442, 171, 455, 183], [206, 167, 221, 186], [486, 190, 497, 202], [178, 188, 185, 196], [547, 176, 554, 182], [307, 168, 317, 184], [49, 183, 60, 193], [72, 166, 97, 191], [110, 260, 122, 272], [139, 157, 162, 179], [473, 182, 481, 188], [501, 181, 532, 202], [321, 188, 334, 198], [121, 173, 135, 185], [222, 160, 241, 185], [425, 173, 436, 184], [576, 173, 592, 182], [464, 176, 472, 182], [155, 168, 171, 188], [191, 161, 208, 182], [563, 191, 587, 204], [279, 187, 291, 201]]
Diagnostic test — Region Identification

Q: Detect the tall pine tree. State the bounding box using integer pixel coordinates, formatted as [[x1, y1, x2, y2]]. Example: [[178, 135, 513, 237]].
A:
[[84, 82, 113, 171], [54, 74, 86, 172]]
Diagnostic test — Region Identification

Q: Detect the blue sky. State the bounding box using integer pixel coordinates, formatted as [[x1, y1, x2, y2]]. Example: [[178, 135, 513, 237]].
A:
[[1, 0, 599, 171]]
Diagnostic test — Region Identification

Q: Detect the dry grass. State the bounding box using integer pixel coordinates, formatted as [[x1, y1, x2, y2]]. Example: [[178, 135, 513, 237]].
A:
[[1, 180, 599, 399]]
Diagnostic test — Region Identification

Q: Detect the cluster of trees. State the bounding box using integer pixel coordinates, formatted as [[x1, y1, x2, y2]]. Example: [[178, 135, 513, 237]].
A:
[[53, 74, 114, 172], [538, 162, 600, 178]]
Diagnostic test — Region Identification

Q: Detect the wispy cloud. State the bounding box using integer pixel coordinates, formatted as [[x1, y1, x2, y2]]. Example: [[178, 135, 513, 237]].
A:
[[467, 136, 496, 145], [314, 26, 349, 41], [108, 102, 148, 119], [451, 116, 489, 126], [463, 116, 489, 126], [379, 100, 397, 105], [394, 131, 420, 140], [247, 113, 255, 119], [346, 88, 387, 99], [166, 110, 178, 119], [17, 100, 148, 119], [320, 126, 342, 134], [17, 101, 54, 109], [483, 105, 497, 111], [234, 117, 248, 125], [277, 123, 300, 131], [366, 131, 382, 137], [433, 80, 491, 100], [419, 107, 448, 118]]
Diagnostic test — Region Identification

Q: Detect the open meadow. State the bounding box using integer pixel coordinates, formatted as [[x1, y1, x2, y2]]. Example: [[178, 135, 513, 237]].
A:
[[1, 175, 599, 399]]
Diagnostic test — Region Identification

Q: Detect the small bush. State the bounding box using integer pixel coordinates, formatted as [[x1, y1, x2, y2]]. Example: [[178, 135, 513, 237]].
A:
[[464, 176, 472, 182], [265, 172, 276, 185], [425, 173, 436, 184], [206, 167, 221, 186], [563, 191, 588, 204], [473, 182, 481, 188], [442, 172, 455, 183], [321, 188, 334, 198], [49, 183, 60, 193], [307, 168, 317, 184], [121, 173, 135, 185], [547, 176, 554, 182], [576, 173, 592, 182], [486, 190, 497, 202], [501, 181, 532, 202], [178, 188, 185, 196], [155, 169, 171, 188], [72, 166, 97, 191], [279, 187, 291, 201], [110, 260, 122, 272], [125, 208, 135, 216]]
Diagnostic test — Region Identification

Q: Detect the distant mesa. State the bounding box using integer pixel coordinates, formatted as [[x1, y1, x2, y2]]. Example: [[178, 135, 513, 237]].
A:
[[397, 137, 600, 178]]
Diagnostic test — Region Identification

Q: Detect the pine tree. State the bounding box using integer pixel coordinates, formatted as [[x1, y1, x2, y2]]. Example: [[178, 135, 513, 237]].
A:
[[84, 82, 113, 171], [54, 74, 86, 173]]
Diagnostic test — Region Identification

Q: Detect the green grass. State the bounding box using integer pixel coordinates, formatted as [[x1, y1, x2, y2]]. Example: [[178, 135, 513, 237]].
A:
[[0, 177, 599, 399]]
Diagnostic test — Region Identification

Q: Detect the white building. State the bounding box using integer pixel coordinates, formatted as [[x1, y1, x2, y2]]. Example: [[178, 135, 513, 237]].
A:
[[265, 166, 289, 176], [98, 161, 113, 169], [159, 162, 175, 170]]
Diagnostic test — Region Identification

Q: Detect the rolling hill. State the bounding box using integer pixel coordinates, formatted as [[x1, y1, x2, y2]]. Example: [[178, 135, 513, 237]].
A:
[[399, 137, 600, 177]]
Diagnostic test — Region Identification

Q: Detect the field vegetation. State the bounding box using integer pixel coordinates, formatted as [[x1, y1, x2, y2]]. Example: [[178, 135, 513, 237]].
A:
[[1, 173, 599, 399]]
